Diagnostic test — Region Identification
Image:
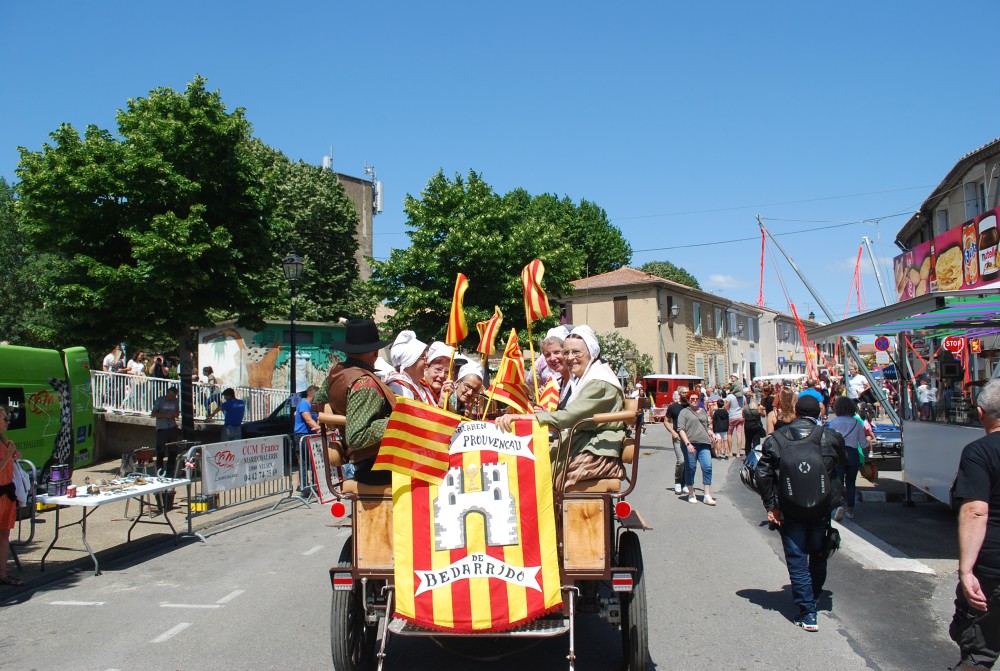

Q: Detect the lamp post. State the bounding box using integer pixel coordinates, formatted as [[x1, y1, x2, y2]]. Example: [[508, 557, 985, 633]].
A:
[[282, 252, 304, 414]]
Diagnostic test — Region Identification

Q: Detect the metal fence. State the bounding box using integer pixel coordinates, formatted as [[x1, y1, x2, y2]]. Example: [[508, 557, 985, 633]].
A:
[[90, 371, 289, 422], [180, 437, 309, 535]]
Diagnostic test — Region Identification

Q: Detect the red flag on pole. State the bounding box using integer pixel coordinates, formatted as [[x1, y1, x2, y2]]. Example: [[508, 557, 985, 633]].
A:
[[522, 259, 551, 323], [536, 378, 560, 410], [476, 306, 504, 356], [446, 273, 470, 346], [373, 397, 464, 484], [488, 380, 532, 413], [496, 329, 526, 386]]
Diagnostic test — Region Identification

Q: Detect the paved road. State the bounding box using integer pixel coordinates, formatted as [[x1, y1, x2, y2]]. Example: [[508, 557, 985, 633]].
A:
[[3, 423, 961, 670]]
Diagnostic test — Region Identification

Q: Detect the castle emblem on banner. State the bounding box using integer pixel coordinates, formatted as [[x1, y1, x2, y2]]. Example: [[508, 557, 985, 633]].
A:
[[434, 463, 518, 551]]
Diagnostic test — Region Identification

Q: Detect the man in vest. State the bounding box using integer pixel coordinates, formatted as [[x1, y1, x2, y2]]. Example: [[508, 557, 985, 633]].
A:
[[755, 394, 846, 632], [326, 319, 394, 485]]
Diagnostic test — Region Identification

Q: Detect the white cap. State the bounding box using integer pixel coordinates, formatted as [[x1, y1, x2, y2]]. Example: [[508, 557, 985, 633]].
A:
[[568, 325, 600, 359], [426, 341, 454, 364], [457, 361, 484, 381], [390, 330, 426, 369]]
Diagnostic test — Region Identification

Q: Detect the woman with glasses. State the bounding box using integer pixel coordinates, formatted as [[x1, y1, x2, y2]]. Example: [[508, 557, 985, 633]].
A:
[[423, 341, 456, 407], [448, 362, 486, 418], [496, 325, 625, 488], [678, 392, 717, 505]]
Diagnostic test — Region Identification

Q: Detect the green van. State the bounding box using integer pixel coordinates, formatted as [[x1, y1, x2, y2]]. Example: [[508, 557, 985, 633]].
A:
[[0, 345, 95, 482]]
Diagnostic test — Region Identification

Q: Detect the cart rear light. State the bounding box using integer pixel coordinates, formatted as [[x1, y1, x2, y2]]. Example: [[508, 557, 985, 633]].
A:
[[612, 573, 633, 592], [331, 501, 346, 518], [615, 501, 632, 519], [333, 572, 353, 591]]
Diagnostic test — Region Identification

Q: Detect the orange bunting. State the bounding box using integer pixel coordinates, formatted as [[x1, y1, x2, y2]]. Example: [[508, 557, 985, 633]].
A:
[[521, 259, 551, 323], [445, 273, 470, 346], [476, 305, 504, 356]]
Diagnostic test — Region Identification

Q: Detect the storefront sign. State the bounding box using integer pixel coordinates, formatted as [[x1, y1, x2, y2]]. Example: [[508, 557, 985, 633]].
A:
[[893, 206, 1000, 301], [970, 338, 983, 354]]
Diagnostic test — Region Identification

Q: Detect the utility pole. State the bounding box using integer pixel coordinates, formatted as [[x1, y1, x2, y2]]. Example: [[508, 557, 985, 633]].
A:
[[862, 236, 892, 307], [757, 216, 900, 425]]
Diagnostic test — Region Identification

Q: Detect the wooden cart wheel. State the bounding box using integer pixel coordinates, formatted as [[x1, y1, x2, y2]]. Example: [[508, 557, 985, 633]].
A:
[[331, 536, 377, 671], [618, 531, 649, 670]]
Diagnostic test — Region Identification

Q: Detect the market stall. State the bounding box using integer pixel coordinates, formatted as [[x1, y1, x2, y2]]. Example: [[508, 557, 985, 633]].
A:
[[808, 290, 1000, 506]]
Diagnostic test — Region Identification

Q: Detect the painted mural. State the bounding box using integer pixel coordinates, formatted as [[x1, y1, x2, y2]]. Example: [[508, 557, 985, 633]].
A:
[[197, 322, 346, 392]]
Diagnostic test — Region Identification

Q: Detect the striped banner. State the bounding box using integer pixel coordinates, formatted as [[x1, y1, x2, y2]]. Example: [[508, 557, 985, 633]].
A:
[[496, 329, 526, 386], [392, 419, 562, 632], [445, 273, 470, 346], [373, 398, 464, 484], [536, 378, 560, 411], [521, 259, 551, 323], [476, 305, 504, 356], [488, 380, 532, 414]]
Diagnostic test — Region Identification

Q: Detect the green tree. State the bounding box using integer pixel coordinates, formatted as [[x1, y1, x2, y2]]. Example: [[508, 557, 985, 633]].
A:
[[595, 330, 654, 384], [254, 142, 365, 322], [0, 177, 45, 346], [371, 170, 631, 341], [639, 260, 700, 289], [16, 76, 274, 356]]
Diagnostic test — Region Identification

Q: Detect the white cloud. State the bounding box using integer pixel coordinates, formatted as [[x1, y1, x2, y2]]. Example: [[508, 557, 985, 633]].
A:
[[705, 274, 748, 289]]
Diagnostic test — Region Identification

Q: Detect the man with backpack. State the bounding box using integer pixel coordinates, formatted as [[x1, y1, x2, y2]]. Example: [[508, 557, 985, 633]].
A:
[[755, 394, 847, 632]]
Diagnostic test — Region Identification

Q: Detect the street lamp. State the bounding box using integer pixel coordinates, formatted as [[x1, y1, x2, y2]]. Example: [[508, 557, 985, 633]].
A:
[[282, 252, 304, 410]]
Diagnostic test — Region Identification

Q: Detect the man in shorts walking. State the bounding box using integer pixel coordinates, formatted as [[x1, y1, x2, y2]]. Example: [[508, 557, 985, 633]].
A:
[[951, 379, 1000, 670]]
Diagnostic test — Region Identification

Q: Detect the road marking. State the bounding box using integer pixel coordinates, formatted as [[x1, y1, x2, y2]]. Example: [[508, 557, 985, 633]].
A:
[[303, 545, 325, 556], [151, 622, 191, 643], [216, 590, 244, 604], [160, 603, 222, 609], [835, 519, 935, 574], [50, 601, 106, 606]]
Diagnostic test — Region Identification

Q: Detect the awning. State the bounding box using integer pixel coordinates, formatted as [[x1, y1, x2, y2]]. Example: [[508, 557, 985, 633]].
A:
[[807, 290, 1000, 342]]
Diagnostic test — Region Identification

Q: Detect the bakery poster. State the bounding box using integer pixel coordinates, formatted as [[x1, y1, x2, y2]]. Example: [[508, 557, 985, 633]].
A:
[[893, 206, 1000, 301]]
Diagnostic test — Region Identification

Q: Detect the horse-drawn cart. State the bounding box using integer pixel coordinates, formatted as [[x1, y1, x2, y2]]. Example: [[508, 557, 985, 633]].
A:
[[319, 399, 650, 670]]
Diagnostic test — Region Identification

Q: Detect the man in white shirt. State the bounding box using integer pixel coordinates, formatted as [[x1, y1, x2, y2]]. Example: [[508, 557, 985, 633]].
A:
[[846, 365, 868, 400]]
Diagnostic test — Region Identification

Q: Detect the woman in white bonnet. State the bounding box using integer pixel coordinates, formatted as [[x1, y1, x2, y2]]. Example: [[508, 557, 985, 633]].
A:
[[384, 330, 437, 405], [497, 325, 626, 487], [528, 325, 569, 402], [448, 361, 485, 418], [423, 341, 455, 407]]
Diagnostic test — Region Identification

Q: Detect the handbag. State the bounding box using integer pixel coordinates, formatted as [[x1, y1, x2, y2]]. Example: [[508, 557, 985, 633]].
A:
[[12, 462, 30, 507], [822, 524, 841, 558], [860, 460, 878, 484]]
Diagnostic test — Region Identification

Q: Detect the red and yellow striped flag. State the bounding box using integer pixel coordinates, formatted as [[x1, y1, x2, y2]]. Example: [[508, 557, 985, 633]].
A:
[[536, 378, 560, 411], [521, 259, 550, 323], [488, 380, 532, 413], [445, 273, 470, 346], [476, 305, 504, 356], [374, 397, 464, 484], [496, 329, 525, 386]]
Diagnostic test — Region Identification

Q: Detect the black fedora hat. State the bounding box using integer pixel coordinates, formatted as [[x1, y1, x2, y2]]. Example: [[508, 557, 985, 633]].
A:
[[331, 319, 392, 354]]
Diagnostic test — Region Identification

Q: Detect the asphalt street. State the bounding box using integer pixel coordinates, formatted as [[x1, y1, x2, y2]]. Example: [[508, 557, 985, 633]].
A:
[[1, 422, 962, 670]]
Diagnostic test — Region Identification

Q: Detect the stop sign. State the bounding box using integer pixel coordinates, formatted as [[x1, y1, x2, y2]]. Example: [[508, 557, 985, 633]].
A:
[[943, 336, 966, 354]]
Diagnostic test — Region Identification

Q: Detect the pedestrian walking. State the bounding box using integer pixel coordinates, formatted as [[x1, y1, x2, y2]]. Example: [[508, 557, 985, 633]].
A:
[[665, 387, 691, 495], [678, 391, 716, 505], [754, 395, 847, 632], [950, 379, 1000, 670]]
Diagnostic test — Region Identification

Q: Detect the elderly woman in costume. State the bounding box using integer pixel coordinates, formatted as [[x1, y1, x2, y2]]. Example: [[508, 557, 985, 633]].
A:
[[385, 331, 437, 405], [448, 362, 485, 418], [496, 325, 625, 487], [528, 326, 569, 398], [423, 341, 455, 406]]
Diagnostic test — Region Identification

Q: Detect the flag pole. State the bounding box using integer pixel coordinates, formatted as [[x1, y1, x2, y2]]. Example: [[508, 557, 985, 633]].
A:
[[442, 347, 457, 410], [526, 322, 540, 402]]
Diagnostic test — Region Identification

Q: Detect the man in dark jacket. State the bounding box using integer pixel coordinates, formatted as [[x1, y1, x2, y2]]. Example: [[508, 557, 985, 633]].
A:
[[755, 394, 847, 632]]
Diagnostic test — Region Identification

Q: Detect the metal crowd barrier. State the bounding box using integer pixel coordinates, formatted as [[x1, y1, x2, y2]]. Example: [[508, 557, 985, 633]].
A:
[[181, 435, 306, 536], [91, 371, 290, 421]]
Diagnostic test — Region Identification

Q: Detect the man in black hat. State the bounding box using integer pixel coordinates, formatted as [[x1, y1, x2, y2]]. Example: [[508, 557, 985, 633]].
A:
[[326, 319, 395, 485], [755, 394, 846, 633]]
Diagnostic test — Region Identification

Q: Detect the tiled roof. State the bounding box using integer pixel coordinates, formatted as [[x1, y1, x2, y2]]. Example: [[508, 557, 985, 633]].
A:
[[570, 266, 694, 291]]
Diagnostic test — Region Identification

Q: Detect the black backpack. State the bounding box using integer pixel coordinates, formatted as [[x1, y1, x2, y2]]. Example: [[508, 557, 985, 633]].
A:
[[773, 424, 831, 521]]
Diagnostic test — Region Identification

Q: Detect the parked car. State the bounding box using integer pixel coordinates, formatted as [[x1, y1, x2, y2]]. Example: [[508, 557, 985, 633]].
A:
[[241, 399, 295, 439]]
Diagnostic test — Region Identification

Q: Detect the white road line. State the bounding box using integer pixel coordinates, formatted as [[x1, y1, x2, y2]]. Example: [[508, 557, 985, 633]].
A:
[[49, 601, 106, 606], [216, 590, 244, 604], [835, 519, 935, 574], [151, 622, 191, 643], [159, 603, 222, 609], [303, 545, 325, 556]]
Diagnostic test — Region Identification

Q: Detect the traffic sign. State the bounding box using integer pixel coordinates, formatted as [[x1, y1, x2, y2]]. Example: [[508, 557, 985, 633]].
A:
[[874, 336, 891, 351], [943, 336, 966, 355], [971, 338, 983, 354]]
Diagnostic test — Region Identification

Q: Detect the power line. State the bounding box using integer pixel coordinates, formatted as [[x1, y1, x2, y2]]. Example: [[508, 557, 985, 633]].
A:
[[611, 185, 934, 221]]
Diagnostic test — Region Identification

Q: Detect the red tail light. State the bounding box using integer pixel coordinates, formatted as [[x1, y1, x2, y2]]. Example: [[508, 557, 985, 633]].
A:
[[331, 501, 346, 518], [615, 500, 632, 519]]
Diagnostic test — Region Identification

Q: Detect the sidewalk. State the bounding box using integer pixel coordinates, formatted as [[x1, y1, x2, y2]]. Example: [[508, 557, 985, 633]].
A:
[[4, 458, 308, 596]]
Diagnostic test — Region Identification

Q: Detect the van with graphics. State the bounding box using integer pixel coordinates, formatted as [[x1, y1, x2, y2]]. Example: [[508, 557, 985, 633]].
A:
[[0, 345, 95, 484]]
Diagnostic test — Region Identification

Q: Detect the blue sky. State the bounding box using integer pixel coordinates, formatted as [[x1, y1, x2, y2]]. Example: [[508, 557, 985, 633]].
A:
[[4, 1, 999, 321]]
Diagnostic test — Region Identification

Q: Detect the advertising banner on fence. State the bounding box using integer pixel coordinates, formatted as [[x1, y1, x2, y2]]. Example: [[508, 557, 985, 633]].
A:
[[894, 206, 1000, 301], [201, 436, 286, 494], [391, 418, 562, 633]]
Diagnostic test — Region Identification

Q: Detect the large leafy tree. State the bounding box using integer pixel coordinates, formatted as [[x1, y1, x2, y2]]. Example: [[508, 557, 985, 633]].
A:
[[639, 260, 700, 289], [596, 330, 654, 382], [0, 177, 45, 346], [16, 76, 274, 355], [371, 171, 631, 342]]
